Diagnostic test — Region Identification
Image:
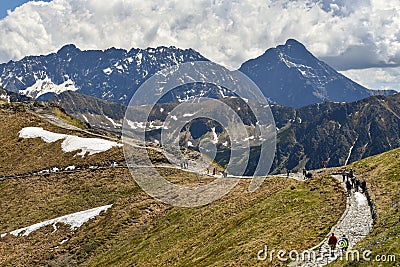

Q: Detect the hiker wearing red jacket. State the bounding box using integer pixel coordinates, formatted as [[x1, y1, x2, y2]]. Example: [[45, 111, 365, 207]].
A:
[[328, 233, 338, 256]]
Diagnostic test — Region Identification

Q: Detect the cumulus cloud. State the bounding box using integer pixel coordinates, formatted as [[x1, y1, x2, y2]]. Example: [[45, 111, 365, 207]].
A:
[[0, 0, 399, 90], [341, 67, 400, 91]]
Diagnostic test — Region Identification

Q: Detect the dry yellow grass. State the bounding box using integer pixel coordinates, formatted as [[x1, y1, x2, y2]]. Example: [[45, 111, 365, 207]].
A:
[[0, 169, 345, 267], [0, 104, 124, 176], [0, 103, 347, 266]]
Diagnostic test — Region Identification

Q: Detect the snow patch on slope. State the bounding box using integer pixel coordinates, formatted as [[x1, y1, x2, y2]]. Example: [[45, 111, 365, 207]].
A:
[[126, 120, 167, 130], [105, 116, 122, 128], [0, 90, 9, 103], [19, 127, 122, 157], [20, 77, 79, 99], [345, 139, 357, 165], [1, 205, 112, 237], [211, 127, 218, 144], [103, 67, 113, 75]]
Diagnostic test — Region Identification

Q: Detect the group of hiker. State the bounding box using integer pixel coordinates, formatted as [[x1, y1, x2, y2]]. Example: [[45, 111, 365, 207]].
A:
[[342, 168, 367, 196], [328, 233, 349, 257], [180, 159, 189, 169], [285, 168, 313, 179]]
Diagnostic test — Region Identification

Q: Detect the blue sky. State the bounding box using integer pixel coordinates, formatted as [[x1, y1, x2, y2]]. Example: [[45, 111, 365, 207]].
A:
[[0, 0, 50, 19], [0, 0, 399, 91]]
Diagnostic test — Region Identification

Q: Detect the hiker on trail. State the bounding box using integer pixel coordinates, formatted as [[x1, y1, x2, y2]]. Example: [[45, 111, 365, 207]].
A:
[[302, 168, 307, 177], [354, 179, 360, 192], [351, 176, 356, 188], [212, 167, 216, 175], [287, 169, 291, 178], [345, 180, 352, 196], [348, 168, 354, 179], [342, 169, 347, 182], [361, 179, 367, 193], [340, 235, 349, 254], [328, 233, 338, 256]]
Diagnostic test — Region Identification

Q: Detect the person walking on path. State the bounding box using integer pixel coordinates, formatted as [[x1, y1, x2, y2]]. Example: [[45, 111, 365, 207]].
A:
[[348, 168, 354, 179], [287, 169, 290, 178], [345, 180, 352, 196], [212, 167, 216, 175], [328, 233, 338, 257], [342, 169, 347, 182], [361, 179, 367, 193], [355, 179, 360, 192], [339, 235, 349, 254], [351, 175, 356, 188]]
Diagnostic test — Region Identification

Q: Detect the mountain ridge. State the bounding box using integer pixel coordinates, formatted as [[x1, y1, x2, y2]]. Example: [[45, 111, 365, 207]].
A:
[[0, 40, 395, 107], [0, 44, 209, 104], [42, 89, 400, 173], [239, 39, 395, 107]]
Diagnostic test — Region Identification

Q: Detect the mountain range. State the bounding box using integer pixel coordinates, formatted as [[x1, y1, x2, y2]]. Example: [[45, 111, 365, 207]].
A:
[[0, 40, 395, 108], [1, 40, 399, 173], [0, 40, 398, 267], [39, 90, 400, 174]]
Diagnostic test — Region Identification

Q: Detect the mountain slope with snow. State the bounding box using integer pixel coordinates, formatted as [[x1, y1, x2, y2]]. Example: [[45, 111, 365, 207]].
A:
[[0, 40, 394, 108], [0, 45, 208, 105], [239, 39, 395, 107]]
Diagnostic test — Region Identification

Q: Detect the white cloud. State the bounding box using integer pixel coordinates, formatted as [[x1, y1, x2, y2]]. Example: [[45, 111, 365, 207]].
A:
[[341, 67, 400, 91], [0, 0, 399, 89]]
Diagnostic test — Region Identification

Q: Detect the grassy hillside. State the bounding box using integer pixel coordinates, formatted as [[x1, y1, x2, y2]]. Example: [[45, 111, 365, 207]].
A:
[[330, 148, 400, 266], [0, 170, 345, 266], [0, 103, 348, 266], [0, 102, 124, 176]]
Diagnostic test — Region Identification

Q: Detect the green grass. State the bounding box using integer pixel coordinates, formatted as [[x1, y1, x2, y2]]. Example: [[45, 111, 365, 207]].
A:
[[53, 106, 88, 130]]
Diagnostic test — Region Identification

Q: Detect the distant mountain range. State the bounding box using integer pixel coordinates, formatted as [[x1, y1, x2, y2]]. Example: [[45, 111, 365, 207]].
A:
[[0, 40, 395, 107], [1, 40, 399, 173], [0, 45, 208, 105], [270, 92, 400, 172], [41, 90, 400, 174]]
